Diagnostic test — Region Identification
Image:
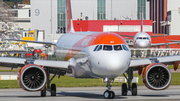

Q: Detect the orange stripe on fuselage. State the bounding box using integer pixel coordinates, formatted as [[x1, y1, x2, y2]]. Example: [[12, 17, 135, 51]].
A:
[[64, 32, 127, 61]]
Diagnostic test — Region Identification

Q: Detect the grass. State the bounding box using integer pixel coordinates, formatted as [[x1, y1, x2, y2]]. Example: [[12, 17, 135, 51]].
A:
[[0, 73, 180, 89], [167, 65, 180, 69], [0, 70, 20, 72]]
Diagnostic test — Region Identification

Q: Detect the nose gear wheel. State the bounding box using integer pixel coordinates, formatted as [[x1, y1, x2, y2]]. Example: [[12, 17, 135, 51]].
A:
[[103, 78, 115, 99]]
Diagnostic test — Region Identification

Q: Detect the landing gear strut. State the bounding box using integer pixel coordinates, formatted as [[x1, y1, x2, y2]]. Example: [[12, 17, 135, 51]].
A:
[[122, 67, 137, 96], [41, 67, 62, 97], [103, 78, 115, 99]]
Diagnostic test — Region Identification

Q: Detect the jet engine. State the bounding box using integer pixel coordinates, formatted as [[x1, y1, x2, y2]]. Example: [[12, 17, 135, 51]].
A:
[[142, 63, 171, 90], [17, 64, 47, 91]]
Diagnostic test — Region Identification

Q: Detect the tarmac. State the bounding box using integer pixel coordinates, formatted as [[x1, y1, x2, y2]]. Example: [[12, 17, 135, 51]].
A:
[[0, 67, 180, 101], [0, 86, 180, 101]]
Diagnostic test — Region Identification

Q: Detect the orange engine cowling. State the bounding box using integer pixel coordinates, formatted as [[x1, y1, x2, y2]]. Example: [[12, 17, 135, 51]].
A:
[[142, 63, 171, 90], [17, 64, 47, 91]]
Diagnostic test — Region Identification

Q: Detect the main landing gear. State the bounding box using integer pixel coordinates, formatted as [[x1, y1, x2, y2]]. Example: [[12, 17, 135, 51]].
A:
[[41, 83, 56, 97], [121, 83, 137, 96], [122, 67, 137, 96], [103, 78, 115, 99], [41, 67, 66, 97]]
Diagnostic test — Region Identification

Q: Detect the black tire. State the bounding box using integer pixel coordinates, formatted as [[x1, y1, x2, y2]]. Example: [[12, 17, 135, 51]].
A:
[[132, 83, 137, 96], [51, 84, 56, 96], [41, 86, 46, 97], [122, 83, 127, 96], [103, 90, 110, 99], [109, 91, 115, 99]]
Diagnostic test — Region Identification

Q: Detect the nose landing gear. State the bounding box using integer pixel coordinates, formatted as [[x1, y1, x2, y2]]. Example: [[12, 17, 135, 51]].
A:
[[103, 78, 115, 99]]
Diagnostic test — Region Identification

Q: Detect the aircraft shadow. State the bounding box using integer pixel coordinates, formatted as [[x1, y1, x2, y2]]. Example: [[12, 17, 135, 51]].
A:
[[56, 91, 127, 99]]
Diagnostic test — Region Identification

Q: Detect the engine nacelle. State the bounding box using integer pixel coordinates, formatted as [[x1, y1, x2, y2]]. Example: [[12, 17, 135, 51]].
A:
[[142, 63, 171, 90], [17, 64, 47, 91]]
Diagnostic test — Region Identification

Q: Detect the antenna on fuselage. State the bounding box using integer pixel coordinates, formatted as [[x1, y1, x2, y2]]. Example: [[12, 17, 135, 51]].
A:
[[66, 0, 75, 33]]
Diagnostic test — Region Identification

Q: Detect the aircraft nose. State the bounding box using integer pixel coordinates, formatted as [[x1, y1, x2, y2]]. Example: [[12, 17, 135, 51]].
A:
[[103, 53, 130, 73], [138, 41, 148, 48]]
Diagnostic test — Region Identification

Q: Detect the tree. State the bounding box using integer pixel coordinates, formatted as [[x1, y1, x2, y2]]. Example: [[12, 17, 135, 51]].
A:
[[3, 0, 23, 8], [22, 0, 30, 4]]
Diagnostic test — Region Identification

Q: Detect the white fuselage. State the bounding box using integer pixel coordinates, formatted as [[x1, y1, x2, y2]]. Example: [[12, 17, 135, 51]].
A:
[[133, 32, 151, 48], [55, 32, 131, 79]]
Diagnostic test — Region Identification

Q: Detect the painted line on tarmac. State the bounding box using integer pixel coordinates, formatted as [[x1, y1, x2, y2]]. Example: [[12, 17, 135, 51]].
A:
[[0, 75, 17, 80]]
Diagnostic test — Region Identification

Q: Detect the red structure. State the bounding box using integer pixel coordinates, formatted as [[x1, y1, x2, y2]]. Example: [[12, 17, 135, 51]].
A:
[[149, 0, 167, 34], [73, 20, 153, 36], [73, 20, 180, 48]]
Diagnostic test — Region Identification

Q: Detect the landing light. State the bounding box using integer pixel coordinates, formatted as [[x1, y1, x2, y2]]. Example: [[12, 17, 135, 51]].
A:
[[110, 41, 114, 43]]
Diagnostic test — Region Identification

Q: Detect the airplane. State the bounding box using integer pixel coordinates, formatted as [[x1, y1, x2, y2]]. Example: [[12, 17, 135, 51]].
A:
[[1, 0, 180, 99], [120, 8, 179, 48]]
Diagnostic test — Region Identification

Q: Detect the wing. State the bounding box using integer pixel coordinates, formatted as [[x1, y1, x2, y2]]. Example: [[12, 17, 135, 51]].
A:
[[120, 35, 134, 38], [5, 39, 56, 45], [151, 42, 180, 46], [170, 40, 180, 42], [130, 55, 180, 67], [150, 34, 168, 38], [0, 57, 69, 69]]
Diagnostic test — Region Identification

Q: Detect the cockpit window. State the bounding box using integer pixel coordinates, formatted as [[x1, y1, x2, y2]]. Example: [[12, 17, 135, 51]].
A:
[[137, 37, 149, 40], [97, 45, 102, 51], [103, 45, 112, 51], [114, 45, 122, 51], [93, 45, 99, 51], [122, 45, 129, 51]]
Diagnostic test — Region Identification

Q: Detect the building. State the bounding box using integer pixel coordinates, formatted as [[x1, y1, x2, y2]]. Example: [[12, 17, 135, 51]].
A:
[[12, 6, 31, 30], [148, 0, 180, 35], [30, 0, 150, 42]]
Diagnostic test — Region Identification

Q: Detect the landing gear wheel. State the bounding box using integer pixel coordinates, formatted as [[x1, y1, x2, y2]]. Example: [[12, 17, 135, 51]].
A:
[[132, 83, 137, 96], [122, 83, 127, 96], [109, 91, 115, 99], [41, 86, 46, 97], [103, 90, 110, 99], [51, 84, 56, 96]]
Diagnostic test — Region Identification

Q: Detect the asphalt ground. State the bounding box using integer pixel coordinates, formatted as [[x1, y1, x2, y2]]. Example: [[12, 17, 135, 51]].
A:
[[0, 86, 180, 101], [0, 67, 180, 101]]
